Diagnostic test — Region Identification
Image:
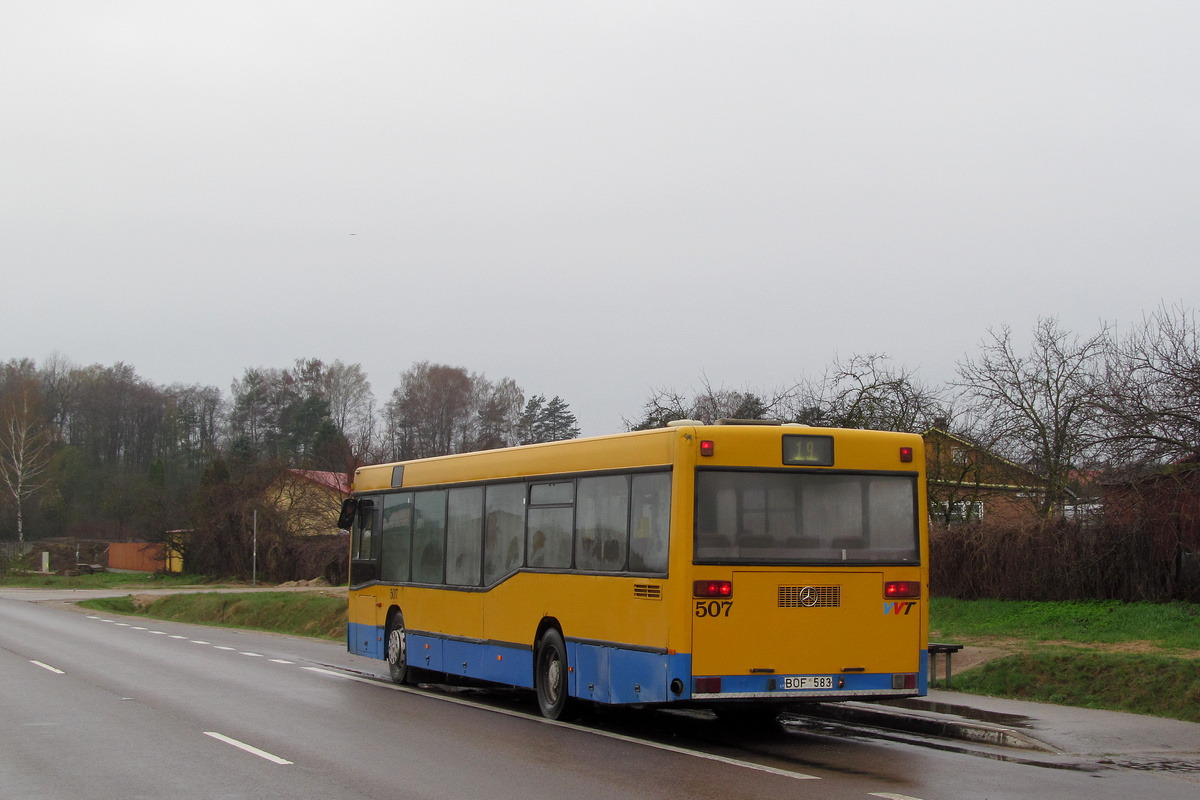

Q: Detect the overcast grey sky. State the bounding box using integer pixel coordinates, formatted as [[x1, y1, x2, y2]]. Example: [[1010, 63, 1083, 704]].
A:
[[3, 2, 1197, 436]]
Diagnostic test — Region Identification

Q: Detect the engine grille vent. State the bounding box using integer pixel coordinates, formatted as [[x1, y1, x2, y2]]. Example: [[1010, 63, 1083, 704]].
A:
[[778, 585, 841, 608], [633, 584, 662, 600]]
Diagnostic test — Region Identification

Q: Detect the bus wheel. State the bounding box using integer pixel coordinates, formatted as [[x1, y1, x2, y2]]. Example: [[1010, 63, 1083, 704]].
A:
[[535, 628, 570, 719], [386, 615, 409, 685]]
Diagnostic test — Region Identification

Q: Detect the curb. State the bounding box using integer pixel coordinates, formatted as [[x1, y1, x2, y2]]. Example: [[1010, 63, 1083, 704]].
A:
[[786, 701, 1059, 753]]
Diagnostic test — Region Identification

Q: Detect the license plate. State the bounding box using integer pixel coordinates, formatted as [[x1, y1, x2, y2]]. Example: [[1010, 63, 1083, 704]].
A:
[[781, 675, 834, 690]]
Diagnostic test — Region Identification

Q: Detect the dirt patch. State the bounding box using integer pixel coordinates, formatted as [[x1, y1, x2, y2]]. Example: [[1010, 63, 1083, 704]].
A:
[[949, 645, 1014, 673], [130, 594, 158, 610], [933, 637, 1200, 672]]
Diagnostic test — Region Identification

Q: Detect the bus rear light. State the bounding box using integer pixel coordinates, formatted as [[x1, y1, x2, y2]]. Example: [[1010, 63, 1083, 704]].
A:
[[700, 440, 715, 457], [694, 580, 732, 598], [884, 581, 921, 598], [892, 673, 917, 690], [695, 677, 722, 694], [900, 446, 913, 463]]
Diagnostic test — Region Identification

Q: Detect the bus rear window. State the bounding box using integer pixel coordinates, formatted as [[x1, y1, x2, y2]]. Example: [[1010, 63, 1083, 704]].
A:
[[694, 470, 919, 564]]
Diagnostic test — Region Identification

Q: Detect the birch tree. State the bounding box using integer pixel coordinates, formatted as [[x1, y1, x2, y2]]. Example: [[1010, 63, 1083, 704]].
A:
[[0, 385, 54, 547]]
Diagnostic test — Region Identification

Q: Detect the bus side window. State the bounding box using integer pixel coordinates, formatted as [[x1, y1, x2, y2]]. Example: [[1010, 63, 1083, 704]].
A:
[[412, 490, 447, 584], [484, 483, 525, 584], [446, 486, 484, 586], [575, 475, 629, 572], [381, 493, 413, 582], [527, 481, 573, 570], [629, 473, 670, 573]]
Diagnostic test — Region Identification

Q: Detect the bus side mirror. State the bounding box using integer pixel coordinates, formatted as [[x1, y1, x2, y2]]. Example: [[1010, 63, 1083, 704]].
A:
[[338, 498, 358, 531]]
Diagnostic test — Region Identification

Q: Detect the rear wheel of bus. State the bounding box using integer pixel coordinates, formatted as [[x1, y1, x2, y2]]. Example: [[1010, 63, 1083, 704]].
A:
[[535, 628, 570, 719]]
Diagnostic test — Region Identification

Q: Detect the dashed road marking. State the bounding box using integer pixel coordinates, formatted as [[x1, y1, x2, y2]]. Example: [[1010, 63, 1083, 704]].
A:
[[240, 652, 263, 657], [214, 646, 236, 651], [203, 731, 292, 765], [31, 660, 65, 674], [870, 793, 927, 800], [270, 659, 293, 664]]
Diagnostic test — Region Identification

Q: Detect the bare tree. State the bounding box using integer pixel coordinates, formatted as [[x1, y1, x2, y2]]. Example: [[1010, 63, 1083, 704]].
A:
[[624, 376, 793, 430], [956, 318, 1108, 516], [791, 353, 944, 431], [1097, 304, 1200, 467], [322, 360, 376, 462], [0, 383, 55, 547]]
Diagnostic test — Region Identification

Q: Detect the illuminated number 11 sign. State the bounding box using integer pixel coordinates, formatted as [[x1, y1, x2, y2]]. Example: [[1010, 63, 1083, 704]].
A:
[[782, 435, 835, 466]]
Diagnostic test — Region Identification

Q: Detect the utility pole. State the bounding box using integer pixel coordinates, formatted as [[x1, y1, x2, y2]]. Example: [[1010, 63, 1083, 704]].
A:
[[252, 510, 257, 586]]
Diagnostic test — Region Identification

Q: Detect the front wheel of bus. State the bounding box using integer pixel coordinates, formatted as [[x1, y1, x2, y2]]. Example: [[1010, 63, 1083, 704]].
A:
[[386, 615, 410, 685], [535, 628, 570, 720]]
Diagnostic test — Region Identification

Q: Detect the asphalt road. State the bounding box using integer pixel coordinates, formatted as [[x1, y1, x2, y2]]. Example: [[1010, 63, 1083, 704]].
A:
[[2, 594, 1198, 800]]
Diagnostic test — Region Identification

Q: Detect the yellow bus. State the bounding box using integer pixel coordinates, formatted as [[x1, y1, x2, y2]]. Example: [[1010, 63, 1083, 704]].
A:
[[342, 420, 928, 719]]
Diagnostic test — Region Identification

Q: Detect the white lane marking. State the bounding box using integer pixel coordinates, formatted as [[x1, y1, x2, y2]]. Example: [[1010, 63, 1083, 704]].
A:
[[304, 667, 350, 679], [131, 626, 147, 630], [191, 640, 210, 645], [240, 652, 263, 657], [31, 661, 65, 674], [86, 615, 101, 619], [870, 794, 927, 800], [203, 732, 292, 765], [214, 646, 236, 651], [270, 659, 294, 664], [306, 668, 819, 781], [115, 622, 131, 627], [149, 631, 168, 635], [170, 635, 188, 639]]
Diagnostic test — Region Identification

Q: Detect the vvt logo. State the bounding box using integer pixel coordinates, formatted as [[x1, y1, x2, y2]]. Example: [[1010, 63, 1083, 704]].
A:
[[884, 601, 917, 616]]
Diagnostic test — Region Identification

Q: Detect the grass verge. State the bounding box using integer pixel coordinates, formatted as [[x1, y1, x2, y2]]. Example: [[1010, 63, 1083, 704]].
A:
[[78, 591, 347, 641], [932, 598, 1200, 722], [0, 572, 221, 590], [952, 649, 1200, 722], [931, 597, 1200, 650]]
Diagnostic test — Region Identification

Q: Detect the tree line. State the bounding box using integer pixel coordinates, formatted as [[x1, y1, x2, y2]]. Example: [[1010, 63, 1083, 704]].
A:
[[0, 356, 580, 552], [627, 305, 1200, 515], [3, 304, 1197, 590]]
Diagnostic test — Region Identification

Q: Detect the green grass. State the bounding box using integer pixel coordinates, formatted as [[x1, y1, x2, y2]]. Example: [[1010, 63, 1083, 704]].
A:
[[930, 597, 1200, 650], [0, 571, 221, 590], [931, 598, 1200, 722], [78, 591, 347, 640], [953, 650, 1200, 722]]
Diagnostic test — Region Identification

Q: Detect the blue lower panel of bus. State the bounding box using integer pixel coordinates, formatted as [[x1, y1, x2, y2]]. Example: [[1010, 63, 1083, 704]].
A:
[[349, 623, 691, 703], [569, 643, 690, 704], [347, 622, 384, 660], [348, 626, 924, 702]]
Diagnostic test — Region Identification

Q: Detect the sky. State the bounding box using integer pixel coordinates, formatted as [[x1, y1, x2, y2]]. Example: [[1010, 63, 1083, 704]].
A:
[[2, 2, 1197, 436]]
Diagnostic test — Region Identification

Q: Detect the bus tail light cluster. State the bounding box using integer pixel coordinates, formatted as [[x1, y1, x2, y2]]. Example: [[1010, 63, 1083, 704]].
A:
[[892, 673, 917, 690], [884, 581, 921, 599], [694, 580, 732, 598], [695, 677, 722, 694]]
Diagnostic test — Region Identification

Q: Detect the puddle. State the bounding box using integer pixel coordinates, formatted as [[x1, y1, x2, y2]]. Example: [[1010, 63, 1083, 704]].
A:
[[876, 698, 1033, 728]]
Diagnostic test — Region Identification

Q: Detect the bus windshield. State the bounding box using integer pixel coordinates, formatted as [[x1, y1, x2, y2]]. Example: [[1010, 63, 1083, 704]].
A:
[[694, 470, 919, 564]]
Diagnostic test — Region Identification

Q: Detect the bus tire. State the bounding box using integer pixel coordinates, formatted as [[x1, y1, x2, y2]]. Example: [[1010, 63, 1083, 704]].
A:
[[534, 628, 570, 720], [385, 614, 411, 685]]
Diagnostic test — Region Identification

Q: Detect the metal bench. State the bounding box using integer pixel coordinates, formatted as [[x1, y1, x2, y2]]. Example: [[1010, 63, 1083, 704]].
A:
[[928, 642, 964, 688]]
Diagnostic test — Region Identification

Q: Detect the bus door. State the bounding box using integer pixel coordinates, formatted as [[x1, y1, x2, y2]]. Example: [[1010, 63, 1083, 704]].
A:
[[348, 499, 383, 658]]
